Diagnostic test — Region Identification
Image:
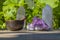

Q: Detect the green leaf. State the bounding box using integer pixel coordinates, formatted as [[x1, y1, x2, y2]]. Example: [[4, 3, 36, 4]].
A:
[[18, 0, 24, 6], [10, 0, 18, 4], [38, 0, 59, 8], [25, 0, 34, 9], [3, 4, 15, 11]]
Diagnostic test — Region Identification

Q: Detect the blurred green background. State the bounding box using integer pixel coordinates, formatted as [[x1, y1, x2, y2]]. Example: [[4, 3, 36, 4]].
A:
[[0, 0, 60, 30]]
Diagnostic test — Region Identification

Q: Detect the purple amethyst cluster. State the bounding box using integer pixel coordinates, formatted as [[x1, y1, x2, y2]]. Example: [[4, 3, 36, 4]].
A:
[[27, 16, 50, 31]]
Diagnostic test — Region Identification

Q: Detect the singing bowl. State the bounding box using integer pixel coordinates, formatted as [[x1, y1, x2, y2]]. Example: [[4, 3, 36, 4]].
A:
[[6, 20, 24, 31]]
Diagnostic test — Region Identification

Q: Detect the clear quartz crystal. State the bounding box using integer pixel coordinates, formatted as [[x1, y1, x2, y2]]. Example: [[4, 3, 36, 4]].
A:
[[42, 4, 53, 30], [16, 6, 25, 29], [16, 6, 25, 20]]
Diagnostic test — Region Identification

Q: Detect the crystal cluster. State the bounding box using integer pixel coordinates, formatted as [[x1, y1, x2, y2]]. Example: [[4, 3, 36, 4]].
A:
[[27, 16, 50, 31]]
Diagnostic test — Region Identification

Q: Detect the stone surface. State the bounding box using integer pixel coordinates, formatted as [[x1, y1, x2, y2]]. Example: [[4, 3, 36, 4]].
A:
[[0, 30, 60, 40]]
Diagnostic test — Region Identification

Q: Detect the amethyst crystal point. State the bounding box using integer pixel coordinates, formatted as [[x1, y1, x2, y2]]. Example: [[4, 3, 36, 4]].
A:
[[42, 22, 49, 30], [27, 16, 50, 31], [33, 16, 37, 22], [32, 16, 38, 25]]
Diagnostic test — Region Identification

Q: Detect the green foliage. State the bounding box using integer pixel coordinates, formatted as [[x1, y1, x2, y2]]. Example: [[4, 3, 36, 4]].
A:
[[38, 0, 59, 8], [0, 0, 60, 29], [3, 0, 25, 20]]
